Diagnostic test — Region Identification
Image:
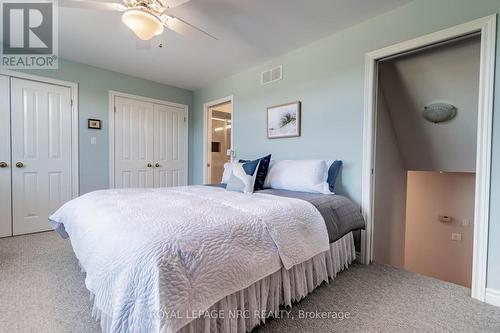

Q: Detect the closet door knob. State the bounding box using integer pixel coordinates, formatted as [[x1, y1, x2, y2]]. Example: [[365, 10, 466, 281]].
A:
[[0, 162, 7, 168], [15, 162, 24, 168], [155, 163, 160, 168], [147, 163, 153, 168]]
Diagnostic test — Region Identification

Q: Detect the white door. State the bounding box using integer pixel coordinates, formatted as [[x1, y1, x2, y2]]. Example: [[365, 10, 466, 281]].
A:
[[154, 103, 187, 187], [11, 78, 73, 235], [114, 96, 155, 188], [0, 75, 11, 237], [113, 96, 187, 188]]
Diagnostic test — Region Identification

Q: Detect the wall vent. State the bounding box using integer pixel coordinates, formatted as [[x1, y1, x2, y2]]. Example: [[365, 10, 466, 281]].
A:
[[261, 65, 282, 85]]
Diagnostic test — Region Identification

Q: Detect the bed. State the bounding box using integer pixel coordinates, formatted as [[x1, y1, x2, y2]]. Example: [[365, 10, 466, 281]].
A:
[[50, 184, 364, 333]]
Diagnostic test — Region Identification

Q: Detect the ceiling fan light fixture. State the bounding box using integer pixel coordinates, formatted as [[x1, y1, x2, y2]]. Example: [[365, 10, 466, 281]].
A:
[[122, 9, 164, 40]]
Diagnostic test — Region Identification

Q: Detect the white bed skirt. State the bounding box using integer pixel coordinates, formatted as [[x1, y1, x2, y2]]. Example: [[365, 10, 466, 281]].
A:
[[91, 232, 356, 333]]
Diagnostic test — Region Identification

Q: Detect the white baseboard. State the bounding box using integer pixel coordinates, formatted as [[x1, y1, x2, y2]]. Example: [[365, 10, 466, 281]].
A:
[[485, 288, 500, 307]]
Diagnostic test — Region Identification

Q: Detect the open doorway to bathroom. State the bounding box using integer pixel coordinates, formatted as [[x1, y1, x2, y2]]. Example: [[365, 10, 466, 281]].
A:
[[204, 98, 233, 184]]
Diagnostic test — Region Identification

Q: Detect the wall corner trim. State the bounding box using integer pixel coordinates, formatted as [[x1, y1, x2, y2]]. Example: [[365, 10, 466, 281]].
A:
[[485, 288, 500, 307]]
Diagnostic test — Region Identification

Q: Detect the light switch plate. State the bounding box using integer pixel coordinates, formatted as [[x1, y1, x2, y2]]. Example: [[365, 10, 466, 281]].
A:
[[90, 137, 97, 145], [451, 233, 462, 241]]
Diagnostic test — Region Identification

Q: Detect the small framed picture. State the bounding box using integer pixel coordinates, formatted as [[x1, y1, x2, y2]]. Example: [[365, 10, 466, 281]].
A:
[[88, 119, 101, 130], [267, 101, 301, 139]]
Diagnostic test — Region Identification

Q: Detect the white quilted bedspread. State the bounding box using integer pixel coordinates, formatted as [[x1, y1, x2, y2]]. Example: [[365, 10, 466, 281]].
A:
[[49, 185, 329, 333]]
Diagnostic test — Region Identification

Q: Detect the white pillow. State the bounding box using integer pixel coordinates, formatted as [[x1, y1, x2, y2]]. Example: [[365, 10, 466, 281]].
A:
[[263, 159, 332, 194], [221, 162, 233, 184]]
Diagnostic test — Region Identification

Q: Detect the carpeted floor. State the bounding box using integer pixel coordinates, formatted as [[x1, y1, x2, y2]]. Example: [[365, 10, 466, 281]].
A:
[[1, 232, 500, 333]]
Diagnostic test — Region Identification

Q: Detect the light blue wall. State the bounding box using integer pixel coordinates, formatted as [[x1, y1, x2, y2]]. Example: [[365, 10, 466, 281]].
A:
[[192, 0, 500, 290], [22, 59, 193, 194]]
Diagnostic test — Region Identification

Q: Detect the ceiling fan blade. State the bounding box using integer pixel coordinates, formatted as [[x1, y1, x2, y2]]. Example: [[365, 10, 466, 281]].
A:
[[165, 16, 218, 40], [58, 0, 127, 11], [164, 0, 191, 8]]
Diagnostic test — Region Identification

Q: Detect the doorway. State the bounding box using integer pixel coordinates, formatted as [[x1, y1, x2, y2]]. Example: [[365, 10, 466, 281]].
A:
[[372, 34, 481, 289], [204, 97, 233, 184], [362, 16, 496, 301]]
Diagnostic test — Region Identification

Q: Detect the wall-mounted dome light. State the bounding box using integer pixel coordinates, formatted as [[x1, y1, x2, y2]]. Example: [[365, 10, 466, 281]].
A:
[[423, 102, 457, 123]]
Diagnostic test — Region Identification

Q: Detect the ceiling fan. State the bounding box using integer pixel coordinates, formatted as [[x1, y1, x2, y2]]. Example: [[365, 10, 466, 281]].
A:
[[59, 0, 217, 41]]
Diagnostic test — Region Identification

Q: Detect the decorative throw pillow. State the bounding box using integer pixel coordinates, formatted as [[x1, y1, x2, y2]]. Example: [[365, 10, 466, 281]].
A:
[[327, 160, 343, 193], [221, 162, 233, 184], [239, 154, 272, 191], [226, 159, 260, 193]]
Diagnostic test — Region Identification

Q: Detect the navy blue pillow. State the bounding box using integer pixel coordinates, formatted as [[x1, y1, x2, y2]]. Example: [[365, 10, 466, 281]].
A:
[[239, 154, 272, 191], [241, 159, 260, 175], [327, 160, 343, 192]]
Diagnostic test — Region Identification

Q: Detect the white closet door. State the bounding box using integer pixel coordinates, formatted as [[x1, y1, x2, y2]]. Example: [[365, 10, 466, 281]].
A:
[[114, 96, 155, 188], [154, 103, 187, 187], [0, 75, 11, 237], [11, 78, 72, 235]]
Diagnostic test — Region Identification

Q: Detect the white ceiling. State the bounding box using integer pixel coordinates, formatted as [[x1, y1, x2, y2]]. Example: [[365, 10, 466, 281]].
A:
[[58, 0, 411, 90], [379, 35, 481, 173]]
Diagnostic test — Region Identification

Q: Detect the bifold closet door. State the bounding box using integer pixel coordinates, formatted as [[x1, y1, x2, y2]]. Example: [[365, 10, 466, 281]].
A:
[[114, 96, 155, 188], [11, 78, 73, 235], [154, 103, 187, 187], [0, 75, 11, 237]]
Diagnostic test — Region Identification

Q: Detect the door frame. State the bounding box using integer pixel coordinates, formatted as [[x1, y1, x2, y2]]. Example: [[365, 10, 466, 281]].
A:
[[108, 90, 189, 188], [0, 69, 80, 198], [361, 15, 496, 302], [203, 96, 233, 184]]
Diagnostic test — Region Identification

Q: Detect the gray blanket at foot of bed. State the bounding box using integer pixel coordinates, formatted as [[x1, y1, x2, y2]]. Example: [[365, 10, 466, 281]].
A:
[[258, 188, 365, 244], [207, 184, 365, 246]]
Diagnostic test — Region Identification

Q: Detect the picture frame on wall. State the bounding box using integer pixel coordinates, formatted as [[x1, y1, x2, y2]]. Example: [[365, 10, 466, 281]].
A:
[[88, 119, 101, 129], [267, 101, 301, 139]]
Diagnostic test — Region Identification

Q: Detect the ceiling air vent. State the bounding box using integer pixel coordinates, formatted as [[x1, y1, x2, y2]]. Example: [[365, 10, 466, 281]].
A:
[[261, 65, 282, 85]]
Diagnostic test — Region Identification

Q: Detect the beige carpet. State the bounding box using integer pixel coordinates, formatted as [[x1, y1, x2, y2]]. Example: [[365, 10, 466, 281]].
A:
[[1, 231, 500, 333]]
